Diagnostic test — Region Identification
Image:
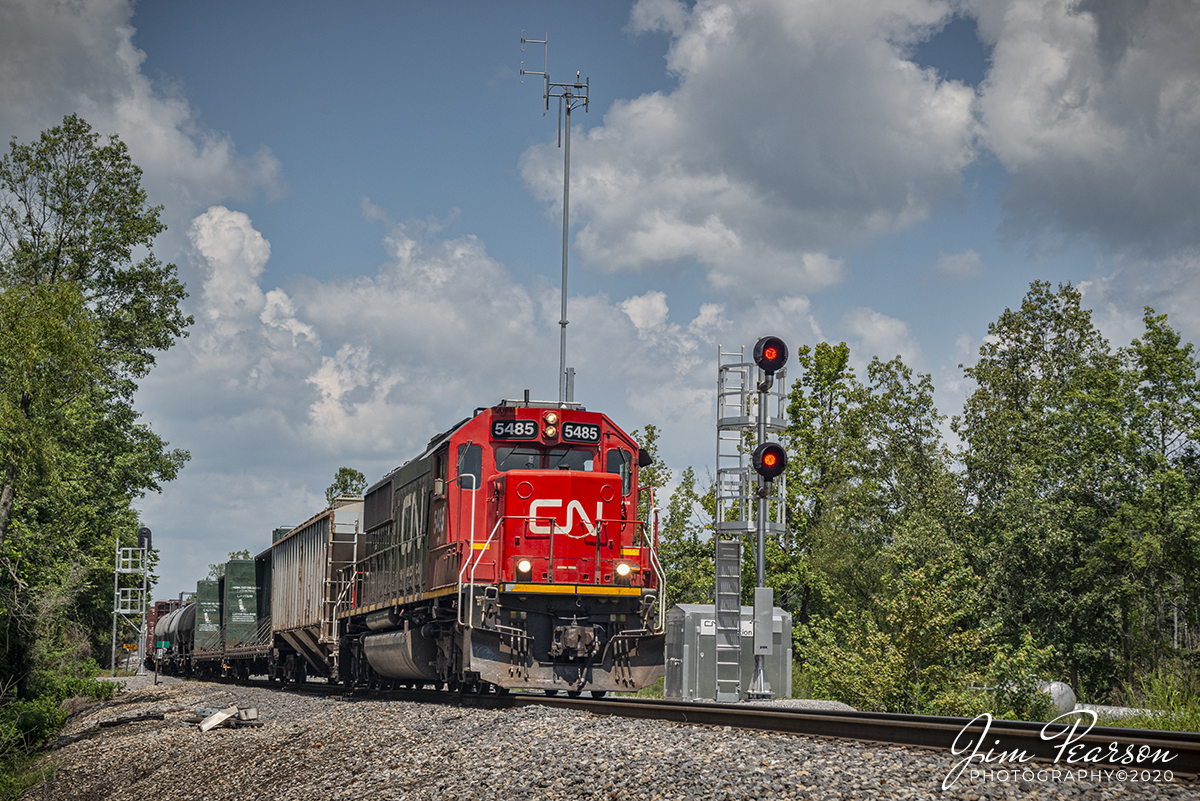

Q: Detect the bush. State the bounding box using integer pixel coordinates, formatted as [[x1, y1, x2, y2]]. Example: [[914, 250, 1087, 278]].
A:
[[0, 660, 118, 800], [986, 632, 1056, 721], [0, 696, 66, 757], [799, 610, 905, 712]]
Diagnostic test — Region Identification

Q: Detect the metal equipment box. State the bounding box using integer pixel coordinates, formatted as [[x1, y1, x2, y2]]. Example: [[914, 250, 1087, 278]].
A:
[[664, 603, 793, 702]]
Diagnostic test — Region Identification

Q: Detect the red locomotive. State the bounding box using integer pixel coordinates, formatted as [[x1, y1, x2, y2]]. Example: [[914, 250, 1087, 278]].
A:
[[337, 397, 665, 695], [149, 397, 665, 696]]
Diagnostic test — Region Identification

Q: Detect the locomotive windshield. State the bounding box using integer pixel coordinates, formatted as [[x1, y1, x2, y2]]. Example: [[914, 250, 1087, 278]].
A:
[[546, 447, 594, 471], [495, 445, 596, 472]]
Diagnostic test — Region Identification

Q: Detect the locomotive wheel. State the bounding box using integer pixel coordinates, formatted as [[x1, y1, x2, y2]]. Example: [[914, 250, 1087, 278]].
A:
[[590, 690, 607, 699], [567, 690, 582, 698], [543, 689, 559, 697]]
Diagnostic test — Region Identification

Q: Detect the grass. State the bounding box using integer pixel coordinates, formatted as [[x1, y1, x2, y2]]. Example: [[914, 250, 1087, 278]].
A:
[[616, 676, 664, 698], [1091, 669, 1200, 733]]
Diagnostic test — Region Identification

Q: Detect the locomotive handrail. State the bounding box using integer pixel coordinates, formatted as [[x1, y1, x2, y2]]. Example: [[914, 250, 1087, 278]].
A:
[[645, 485, 666, 634], [453, 457, 484, 627], [457, 517, 504, 627]]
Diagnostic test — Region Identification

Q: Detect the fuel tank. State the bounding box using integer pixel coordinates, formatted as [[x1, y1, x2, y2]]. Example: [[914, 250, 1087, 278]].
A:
[[362, 627, 440, 681]]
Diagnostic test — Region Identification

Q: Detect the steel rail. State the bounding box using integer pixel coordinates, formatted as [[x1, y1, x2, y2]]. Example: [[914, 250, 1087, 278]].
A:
[[202, 677, 1200, 780], [518, 696, 1200, 780]]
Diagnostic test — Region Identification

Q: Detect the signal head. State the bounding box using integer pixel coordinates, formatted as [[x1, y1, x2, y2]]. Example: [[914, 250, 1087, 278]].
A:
[[753, 336, 788, 374], [752, 442, 788, 481]]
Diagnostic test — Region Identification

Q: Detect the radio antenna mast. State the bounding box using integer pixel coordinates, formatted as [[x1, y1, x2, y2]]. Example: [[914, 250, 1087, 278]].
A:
[[521, 31, 589, 406]]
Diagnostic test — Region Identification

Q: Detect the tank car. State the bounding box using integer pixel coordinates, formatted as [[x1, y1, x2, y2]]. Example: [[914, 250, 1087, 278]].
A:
[[333, 398, 665, 695], [151, 601, 195, 675]]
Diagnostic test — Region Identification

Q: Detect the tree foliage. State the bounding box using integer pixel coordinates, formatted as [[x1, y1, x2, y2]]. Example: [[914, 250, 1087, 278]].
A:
[[0, 116, 190, 756], [207, 550, 252, 580], [325, 467, 367, 506], [953, 282, 1127, 696], [656, 466, 714, 609]]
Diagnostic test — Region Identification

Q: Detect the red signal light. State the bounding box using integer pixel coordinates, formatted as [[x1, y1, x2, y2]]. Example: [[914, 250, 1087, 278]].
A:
[[752, 442, 787, 480], [753, 336, 788, 374]]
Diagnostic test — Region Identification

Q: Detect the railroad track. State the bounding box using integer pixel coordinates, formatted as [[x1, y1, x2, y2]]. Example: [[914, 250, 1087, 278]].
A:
[[203, 676, 1200, 781]]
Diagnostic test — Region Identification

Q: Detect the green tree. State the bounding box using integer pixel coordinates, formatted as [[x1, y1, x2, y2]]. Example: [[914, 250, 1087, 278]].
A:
[[0, 114, 190, 542], [0, 283, 99, 548], [954, 281, 1123, 697], [1102, 308, 1200, 680], [0, 115, 189, 708], [325, 466, 367, 506], [786, 347, 972, 712], [207, 549, 253, 580], [783, 345, 959, 626], [657, 466, 714, 609], [630, 424, 669, 526], [782, 342, 864, 623]]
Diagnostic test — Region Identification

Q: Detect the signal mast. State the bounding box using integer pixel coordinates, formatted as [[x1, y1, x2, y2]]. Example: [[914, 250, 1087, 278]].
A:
[[714, 338, 789, 700], [749, 337, 788, 699]]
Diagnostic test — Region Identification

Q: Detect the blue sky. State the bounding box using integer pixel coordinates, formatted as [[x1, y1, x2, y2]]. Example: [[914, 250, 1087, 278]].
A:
[[3, 0, 1199, 597]]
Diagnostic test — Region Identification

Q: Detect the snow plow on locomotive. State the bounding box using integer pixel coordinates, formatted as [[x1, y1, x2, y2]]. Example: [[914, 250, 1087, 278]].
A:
[[338, 398, 666, 695], [149, 398, 666, 696]]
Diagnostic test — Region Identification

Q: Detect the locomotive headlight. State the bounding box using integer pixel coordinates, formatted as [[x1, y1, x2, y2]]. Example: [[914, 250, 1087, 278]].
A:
[[615, 562, 632, 577], [517, 559, 532, 574], [544, 412, 559, 425], [544, 425, 558, 438]]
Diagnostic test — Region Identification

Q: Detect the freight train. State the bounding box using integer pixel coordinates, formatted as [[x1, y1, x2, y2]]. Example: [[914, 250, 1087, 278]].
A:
[[150, 398, 666, 696]]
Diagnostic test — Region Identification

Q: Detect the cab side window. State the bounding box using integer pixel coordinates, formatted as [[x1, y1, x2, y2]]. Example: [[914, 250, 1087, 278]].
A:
[[606, 449, 632, 496], [457, 443, 482, 490]]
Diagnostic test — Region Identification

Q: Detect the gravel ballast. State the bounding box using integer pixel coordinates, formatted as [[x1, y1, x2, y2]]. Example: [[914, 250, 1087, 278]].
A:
[[25, 681, 1193, 800]]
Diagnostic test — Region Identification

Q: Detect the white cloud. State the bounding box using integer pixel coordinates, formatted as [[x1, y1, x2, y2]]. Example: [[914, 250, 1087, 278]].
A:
[[520, 0, 977, 292], [974, 0, 1200, 253], [842, 306, 926, 370], [621, 290, 671, 334], [191, 206, 270, 325], [932, 249, 984, 279], [0, 0, 283, 241], [142, 206, 840, 590], [1079, 250, 1200, 350]]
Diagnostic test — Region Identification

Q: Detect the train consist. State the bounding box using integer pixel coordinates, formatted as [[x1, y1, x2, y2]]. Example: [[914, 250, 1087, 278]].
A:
[[151, 398, 666, 695]]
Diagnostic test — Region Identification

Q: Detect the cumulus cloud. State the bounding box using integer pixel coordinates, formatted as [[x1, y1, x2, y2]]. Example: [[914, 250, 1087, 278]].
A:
[[974, 0, 1200, 253], [0, 0, 283, 239], [1080, 249, 1200, 349], [142, 204, 839, 589], [842, 306, 926, 370], [520, 0, 977, 293]]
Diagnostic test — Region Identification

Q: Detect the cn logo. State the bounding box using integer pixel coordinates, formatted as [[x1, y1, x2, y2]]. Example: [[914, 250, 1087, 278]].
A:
[[528, 499, 604, 537]]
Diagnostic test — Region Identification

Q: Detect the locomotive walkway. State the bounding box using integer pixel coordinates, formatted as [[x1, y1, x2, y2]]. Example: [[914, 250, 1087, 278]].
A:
[[26, 678, 1197, 800]]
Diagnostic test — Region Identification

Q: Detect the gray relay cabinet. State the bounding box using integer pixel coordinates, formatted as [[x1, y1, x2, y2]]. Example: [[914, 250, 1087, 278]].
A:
[[664, 603, 793, 701]]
